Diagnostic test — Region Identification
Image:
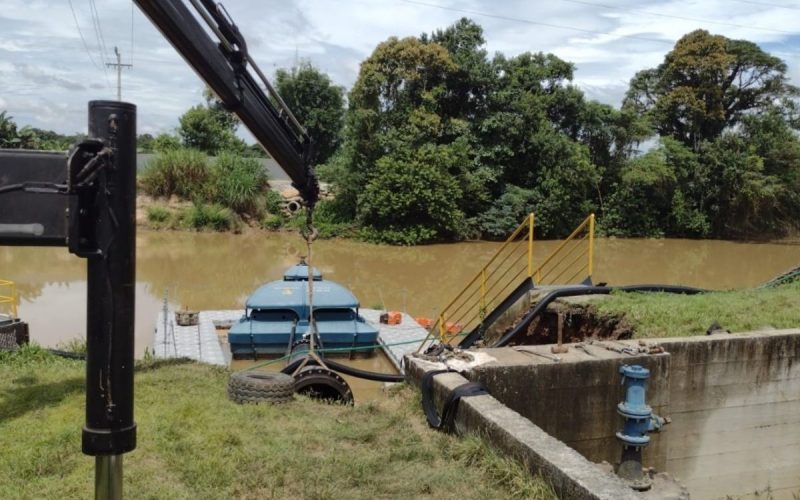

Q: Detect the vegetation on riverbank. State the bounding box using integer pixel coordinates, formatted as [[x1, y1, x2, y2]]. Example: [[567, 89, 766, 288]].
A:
[[595, 279, 800, 338], [0, 347, 556, 500], [4, 23, 800, 245]]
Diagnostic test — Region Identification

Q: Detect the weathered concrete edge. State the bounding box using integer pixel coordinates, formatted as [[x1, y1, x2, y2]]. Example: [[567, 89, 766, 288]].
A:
[[406, 357, 643, 500]]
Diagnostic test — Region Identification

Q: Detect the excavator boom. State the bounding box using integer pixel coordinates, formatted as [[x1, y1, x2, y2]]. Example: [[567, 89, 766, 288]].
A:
[[134, 0, 319, 205]]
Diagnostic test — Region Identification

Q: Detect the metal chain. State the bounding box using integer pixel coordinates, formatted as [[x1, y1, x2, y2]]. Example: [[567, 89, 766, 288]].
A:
[[292, 205, 323, 374]]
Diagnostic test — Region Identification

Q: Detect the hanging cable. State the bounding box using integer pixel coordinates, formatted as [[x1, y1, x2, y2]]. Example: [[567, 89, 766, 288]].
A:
[[67, 0, 102, 70], [129, 0, 135, 66]]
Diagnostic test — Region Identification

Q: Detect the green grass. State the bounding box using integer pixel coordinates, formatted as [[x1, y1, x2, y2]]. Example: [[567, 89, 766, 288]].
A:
[[139, 148, 209, 200], [0, 346, 556, 500], [594, 280, 800, 338], [179, 203, 240, 232]]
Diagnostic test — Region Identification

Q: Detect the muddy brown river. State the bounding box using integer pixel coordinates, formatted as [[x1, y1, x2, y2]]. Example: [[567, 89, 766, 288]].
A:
[[2, 230, 798, 357]]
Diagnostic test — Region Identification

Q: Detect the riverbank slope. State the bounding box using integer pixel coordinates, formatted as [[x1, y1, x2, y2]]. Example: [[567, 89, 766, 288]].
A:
[[0, 347, 555, 499]]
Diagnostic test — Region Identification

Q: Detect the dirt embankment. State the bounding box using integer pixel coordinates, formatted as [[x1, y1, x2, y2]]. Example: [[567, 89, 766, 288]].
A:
[[494, 300, 634, 346]]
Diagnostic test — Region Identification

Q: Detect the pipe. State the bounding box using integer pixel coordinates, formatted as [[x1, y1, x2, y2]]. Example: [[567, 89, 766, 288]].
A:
[[615, 364, 667, 491], [82, 101, 137, 499], [95, 455, 122, 500]]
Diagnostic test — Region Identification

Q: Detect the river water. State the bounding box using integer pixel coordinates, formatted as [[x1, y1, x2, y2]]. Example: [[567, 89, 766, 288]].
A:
[[2, 230, 798, 356]]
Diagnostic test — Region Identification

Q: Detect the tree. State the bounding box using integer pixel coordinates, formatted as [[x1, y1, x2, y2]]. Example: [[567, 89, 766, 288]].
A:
[[177, 88, 246, 155], [275, 62, 345, 166], [624, 30, 798, 149], [0, 111, 19, 148], [178, 105, 245, 155]]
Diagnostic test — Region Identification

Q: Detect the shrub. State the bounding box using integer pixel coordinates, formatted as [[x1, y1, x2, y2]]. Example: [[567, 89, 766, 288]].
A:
[[264, 189, 284, 214], [146, 206, 171, 223], [206, 152, 269, 215], [139, 148, 209, 199], [261, 213, 284, 231], [179, 203, 238, 232]]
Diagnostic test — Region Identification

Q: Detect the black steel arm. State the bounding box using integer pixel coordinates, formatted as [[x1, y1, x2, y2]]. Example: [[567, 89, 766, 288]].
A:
[[133, 0, 319, 205]]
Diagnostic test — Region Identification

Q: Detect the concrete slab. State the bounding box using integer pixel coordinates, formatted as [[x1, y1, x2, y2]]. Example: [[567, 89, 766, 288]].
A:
[[153, 309, 239, 366], [360, 308, 432, 372]]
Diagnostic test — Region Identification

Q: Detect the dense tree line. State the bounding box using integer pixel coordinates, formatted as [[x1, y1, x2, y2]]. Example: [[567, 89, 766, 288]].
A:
[[0, 111, 85, 150], [5, 21, 799, 244], [317, 21, 800, 244]]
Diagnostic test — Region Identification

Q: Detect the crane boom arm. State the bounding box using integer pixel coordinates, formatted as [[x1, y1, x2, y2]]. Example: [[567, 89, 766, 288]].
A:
[[133, 0, 319, 205]]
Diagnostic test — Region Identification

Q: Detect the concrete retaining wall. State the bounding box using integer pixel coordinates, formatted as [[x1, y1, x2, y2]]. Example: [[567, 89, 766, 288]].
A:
[[431, 330, 800, 499], [406, 359, 643, 500], [659, 331, 800, 499]]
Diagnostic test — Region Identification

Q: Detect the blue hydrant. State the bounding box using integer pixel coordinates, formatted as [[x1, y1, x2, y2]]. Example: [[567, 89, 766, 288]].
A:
[[616, 364, 667, 491]]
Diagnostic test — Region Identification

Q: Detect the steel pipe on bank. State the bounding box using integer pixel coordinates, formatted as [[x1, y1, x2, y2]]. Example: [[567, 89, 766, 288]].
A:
[[82, 101, 138, 500]]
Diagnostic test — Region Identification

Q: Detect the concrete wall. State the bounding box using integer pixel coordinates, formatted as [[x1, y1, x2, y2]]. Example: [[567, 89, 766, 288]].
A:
[[660, 331, 800, 499], [468, 347, 670, 472], [406, 358, 644, 500], [461, 330, 800, 499]]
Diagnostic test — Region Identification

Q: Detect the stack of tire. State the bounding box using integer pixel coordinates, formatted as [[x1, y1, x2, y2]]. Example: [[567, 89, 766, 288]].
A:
[[227, 371, 295, 404]]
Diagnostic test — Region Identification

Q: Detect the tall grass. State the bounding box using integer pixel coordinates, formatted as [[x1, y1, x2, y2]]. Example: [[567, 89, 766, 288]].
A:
[[140, 148, 270, 220], [139, 148, 209, 199], [205, 152, 268, 215]]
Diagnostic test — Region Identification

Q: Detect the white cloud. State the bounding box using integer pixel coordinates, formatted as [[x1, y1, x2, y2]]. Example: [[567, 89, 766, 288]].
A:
[[0, 0, 797, 134]]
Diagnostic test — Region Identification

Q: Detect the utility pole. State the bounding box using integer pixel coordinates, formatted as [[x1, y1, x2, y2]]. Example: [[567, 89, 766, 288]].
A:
[[106, 46, 133, 101]]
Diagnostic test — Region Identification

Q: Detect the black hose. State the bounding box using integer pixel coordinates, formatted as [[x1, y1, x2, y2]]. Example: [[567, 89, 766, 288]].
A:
[[420, 369, 489, 431], [47, 349, 87, 360], [280, 356, 405, 383], [488, 284, 706, 348]]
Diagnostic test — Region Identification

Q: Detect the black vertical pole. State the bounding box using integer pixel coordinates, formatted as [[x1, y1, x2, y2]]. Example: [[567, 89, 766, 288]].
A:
[[82, 101, 137, 500]]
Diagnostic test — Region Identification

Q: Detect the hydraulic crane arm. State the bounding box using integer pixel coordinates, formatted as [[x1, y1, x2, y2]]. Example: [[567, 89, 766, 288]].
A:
[[134, 0, 319, 205]]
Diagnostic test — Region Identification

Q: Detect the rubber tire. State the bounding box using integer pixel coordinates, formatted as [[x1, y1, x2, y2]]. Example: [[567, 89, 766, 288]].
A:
[[293, 365, 354, 405], [228, 371, 295, 404]]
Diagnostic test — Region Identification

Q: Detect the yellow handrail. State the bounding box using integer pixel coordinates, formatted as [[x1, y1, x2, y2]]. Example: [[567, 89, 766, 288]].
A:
[[0, 279, 18, 318], [531, 213, 595, 286], [416, 212, 596, 349], [419, 213, 535, 349]]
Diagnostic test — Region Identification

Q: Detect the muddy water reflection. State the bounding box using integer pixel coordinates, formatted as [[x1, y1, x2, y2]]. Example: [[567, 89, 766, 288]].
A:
[[2, 231, 799, 357]]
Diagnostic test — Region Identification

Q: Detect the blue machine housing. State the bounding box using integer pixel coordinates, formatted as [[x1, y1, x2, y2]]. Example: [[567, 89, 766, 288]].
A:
[[228, 263, 379, 357]]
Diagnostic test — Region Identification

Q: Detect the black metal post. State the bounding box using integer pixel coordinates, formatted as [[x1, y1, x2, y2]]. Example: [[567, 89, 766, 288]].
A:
[[81, 101, 137, 500]]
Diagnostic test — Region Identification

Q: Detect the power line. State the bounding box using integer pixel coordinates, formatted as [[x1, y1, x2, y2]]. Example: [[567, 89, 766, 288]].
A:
[[86, 0, 107, 59], [86, 0, 112, 92], [728, 0, 800, 10], [561, 0, 797, 36], [67, 0, 101, 70], [398, 0, 674, 45], [130, 0, 135, 66]]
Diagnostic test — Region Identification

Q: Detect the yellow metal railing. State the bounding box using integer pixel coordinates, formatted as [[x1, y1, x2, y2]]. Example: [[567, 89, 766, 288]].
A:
[[0, 279, 18, 318], [419, 213, 596, 347], [531, 213, 595, 286], [419, 213, 535, 348]]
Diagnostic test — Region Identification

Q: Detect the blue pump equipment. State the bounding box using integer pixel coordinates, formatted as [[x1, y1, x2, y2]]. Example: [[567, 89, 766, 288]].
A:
[[616, 364, 667, 491]]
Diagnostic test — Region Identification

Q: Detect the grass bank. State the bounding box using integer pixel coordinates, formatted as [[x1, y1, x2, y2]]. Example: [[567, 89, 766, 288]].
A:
[[0, 347, 556, 500], [593, 280, 800, 338]]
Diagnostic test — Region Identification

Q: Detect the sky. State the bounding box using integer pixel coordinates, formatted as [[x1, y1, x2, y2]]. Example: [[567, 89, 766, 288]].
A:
[[1, 0, 799, 137]]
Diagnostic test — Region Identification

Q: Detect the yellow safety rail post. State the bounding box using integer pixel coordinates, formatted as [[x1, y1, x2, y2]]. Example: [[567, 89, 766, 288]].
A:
[[418, 213, 536, 350], [588, 213, 595, 279], [527, 213, 534, 278], [0, 279, 18, 319]]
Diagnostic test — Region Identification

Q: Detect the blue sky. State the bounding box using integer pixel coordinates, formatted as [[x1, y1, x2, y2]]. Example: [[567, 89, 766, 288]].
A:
[[1, 0, 799, 137]]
